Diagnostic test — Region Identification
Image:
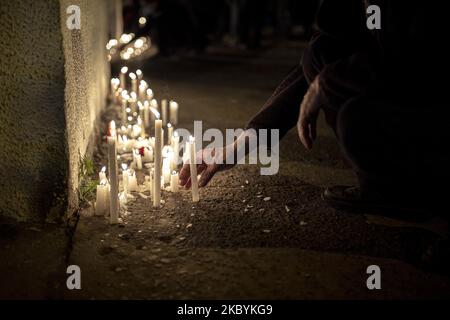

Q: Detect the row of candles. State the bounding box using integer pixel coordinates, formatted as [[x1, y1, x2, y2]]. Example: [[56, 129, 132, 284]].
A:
[[96, 67, 199, 224], [106, 32, 151, 62]]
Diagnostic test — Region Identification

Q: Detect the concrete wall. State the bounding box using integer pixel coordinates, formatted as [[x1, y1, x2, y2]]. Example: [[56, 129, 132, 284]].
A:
[[60, 0, 110, 216], [0, 0, 110, 222]]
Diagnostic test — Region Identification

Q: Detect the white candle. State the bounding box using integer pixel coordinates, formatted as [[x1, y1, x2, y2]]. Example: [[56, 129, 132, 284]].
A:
[[99, 166, 107, 181], [129, 92, 137, 113], [170, 171, 179, 193], [139, 80, 147, 101], [169, 100, 178, 125], [129, 72, 138, 94], [137, 115, 145, 139], [147, 88, 154, 101], [136, 69, 143, 80], [188, 136, 199, 202], [108, 137, 119, 223], [161, 99, 168, 126], [128, 170, 138, 192], [162, 158, 171, 184], [172, 131, 180, 168], [143, 100, 150, 128], [122, 163, 129, 196], [167, 123, 173, 145], [96, 179, 110, 216], [152, 107, 162, 207], [121, 98, 127, 124], [109, 120, 117, 139], [143, 146, 153, 162], [149, 167, 155, 199], [150, 99, 158, 122], [110, 78, 120, 100], [120, 66, 128, 89], [134, 149, 142, 170]]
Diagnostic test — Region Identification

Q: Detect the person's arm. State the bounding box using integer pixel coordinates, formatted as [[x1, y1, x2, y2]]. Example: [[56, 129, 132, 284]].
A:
[[179, 130, 257, 188], [246, 65, 308, 140]]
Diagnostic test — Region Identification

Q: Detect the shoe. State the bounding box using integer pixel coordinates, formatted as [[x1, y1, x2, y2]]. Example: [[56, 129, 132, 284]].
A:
[[322, 185, 432, 222], [421, 238, 450, 275]]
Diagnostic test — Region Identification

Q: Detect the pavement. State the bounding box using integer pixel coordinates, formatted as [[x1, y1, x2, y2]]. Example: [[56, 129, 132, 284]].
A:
[[1, 41, 449, 299]]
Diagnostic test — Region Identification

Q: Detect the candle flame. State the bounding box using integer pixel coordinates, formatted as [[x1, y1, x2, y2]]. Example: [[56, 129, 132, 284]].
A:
[[136, 69, 142, 76], [123, 135, 128, 142], [129, 72, 136, 80], [137, 116, 142, 125], [121, 66, 128, 74], [121, 90, 128, 98], [150, 107, 160, 119], [101, 166, 106, 173], [130, 92, 137, 99], [167, 123, 172, 128], [138, 101, 144, 110], [144, 100, 150, 107], [110, 120, 116, 130], [174, 131, 179, 138], [189, 136, 195, 143], [139, 80, 147, 89], [121, 163, 128, 170], [126, 107, 131, 113], [146, 88, 153, 96]]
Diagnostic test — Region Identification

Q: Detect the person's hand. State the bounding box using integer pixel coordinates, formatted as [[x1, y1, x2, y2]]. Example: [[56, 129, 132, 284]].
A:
[[298, 76, 322, 150], [179, 146, 235, 188]]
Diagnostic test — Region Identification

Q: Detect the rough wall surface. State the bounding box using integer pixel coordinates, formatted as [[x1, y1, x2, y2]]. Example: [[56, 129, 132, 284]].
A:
[[0, 0, 110, 222], [59, 0, 110, 214], [0, 0, 68, 222]]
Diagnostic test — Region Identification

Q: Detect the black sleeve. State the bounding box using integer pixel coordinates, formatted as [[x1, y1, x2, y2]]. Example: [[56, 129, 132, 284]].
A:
[[245, 65, 308, 140]]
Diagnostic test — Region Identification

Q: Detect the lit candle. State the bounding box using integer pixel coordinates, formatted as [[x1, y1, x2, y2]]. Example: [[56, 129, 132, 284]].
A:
[[110, 78, 120, 100], [136, 69, 143, 80], [152, 107, 162, 207], [147, 88, 154, 101], [120, 66, 128, 89], [137, 115, 145, 138], [108, 136, 119, 223], [143, 100, 150, 128], [143, 146, 153, 162], [162, 158, 171, 184], [99, 166, 107, 181], [134, 149, 142, 170], [170, 171, 179, 193], [139, 80, 147, 101], [129, 91, 137, 113], [96, 179, 110, 216], [109, 120, 117, 138], [161, 99, 168, 126], [167, 123, 173, 145], [128, 170, 138, 192], [187, 136, 199, 202], [169, 100, 178, 125], [129, 72, 138, 94], [150, 99, 158, 122]]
